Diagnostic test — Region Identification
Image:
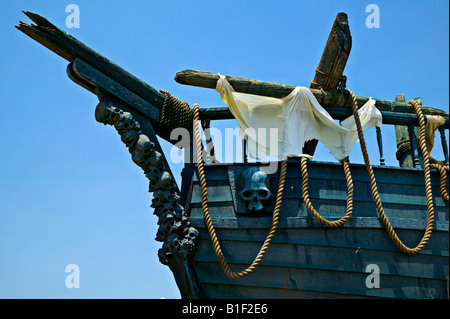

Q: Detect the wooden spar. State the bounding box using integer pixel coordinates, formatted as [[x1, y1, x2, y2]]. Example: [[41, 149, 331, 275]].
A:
[[309, 13, 352, 90], [16, 12, 165, 122], [197, 106, 448, 128], [304, 12, 352, 155], [17, 12, 449, 124], [174, 69, 450, 119]]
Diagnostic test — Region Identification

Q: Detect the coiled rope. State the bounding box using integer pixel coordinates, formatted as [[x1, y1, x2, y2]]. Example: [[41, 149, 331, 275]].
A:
[[193, 103, 287, 279]]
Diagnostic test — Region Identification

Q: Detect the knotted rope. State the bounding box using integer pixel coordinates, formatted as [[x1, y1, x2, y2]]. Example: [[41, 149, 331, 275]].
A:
[[193, 103, 287, 279]]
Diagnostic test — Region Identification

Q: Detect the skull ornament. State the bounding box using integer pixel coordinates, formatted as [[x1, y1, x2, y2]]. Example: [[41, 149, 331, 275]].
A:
[[239, 167, 272, 212]]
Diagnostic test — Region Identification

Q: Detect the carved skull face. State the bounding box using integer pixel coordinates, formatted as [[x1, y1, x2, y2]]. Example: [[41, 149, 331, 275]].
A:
[[240, 167, 271, 212]]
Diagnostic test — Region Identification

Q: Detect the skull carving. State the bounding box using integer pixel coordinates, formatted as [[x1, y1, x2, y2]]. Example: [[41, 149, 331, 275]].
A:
[[239, 167, 272, 212]]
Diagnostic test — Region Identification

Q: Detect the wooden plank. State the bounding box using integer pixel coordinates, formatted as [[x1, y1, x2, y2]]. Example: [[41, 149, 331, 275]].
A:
[[190, 180, 232, 203], [194, 160, 448, 186], [190, 163, 448, 204], [189, 200, 449, 224], [193, 262, 448, 298], [199, 106, 447, 127], [201, 283, 368, 299], [193, 240, 449, 279], [194, 227, 449, 255], [190, 181, 447, 207], [71, 58, 161, 124], [174, 69, 449, 119], [189, 215, 449, 232], [16, 12, 165, 108]]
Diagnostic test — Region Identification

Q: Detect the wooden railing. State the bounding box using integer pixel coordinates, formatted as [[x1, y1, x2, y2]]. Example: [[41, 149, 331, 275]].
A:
[[197, 105, 449, 168]]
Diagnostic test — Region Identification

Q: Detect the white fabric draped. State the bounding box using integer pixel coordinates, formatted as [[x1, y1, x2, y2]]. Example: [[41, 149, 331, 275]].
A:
[[216, 74, 382, 161]]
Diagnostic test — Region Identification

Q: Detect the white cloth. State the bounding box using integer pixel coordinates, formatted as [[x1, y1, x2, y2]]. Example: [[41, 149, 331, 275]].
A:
[[424, 115, 446, 155], [216, 74, 382, 161]]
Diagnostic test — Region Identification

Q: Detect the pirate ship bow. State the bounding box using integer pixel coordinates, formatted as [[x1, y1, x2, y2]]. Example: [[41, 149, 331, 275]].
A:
[[17, 12, 449, 299]]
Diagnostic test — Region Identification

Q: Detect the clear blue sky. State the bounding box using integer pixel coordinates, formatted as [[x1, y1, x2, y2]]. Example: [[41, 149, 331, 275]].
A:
[[0, 0, 448, 298]]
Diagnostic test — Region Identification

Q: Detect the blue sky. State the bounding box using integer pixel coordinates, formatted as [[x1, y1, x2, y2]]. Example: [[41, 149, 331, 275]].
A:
[[0, 1, 448, 298]]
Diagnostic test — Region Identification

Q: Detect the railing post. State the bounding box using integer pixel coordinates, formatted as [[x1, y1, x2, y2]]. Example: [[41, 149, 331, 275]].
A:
[[201, 118, 216, 163], [408, 124, 421, 169], [376, 126, 385, 165], [242, 138, 248, 163], [439, 126, 449, 166]]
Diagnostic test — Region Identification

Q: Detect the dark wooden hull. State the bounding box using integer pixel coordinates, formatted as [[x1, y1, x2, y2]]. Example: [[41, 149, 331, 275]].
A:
[[187, 161, 449, 299]]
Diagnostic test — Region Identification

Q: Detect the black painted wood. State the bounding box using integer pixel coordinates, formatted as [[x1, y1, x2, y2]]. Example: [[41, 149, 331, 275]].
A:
[[187, 161, 449, 299]]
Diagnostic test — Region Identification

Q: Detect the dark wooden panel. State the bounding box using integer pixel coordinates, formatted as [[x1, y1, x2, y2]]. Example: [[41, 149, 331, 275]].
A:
[[188, 161, 449, 299], [201, 282, 370, 299], [189, 215, 449, 232], [194, 262, 447, 299], [189, 199, 449, 224], [195, 161, 447, 186], [193, 239, 449, 279], [190, 180, 232, 203], [190, 179, 447, 207], [194, 228, 449, 256]]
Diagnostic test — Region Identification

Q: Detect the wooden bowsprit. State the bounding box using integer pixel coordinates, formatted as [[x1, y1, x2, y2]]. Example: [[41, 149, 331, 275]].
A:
[[17, 11, 205, 299]]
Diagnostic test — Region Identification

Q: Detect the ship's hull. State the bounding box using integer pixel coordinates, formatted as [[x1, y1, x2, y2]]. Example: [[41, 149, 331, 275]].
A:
[[187, 161, 449, 299]]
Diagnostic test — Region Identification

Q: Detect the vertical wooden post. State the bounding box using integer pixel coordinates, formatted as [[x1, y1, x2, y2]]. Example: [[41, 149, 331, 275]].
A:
[[408, 124, 421, 169], [242, 139, 248, 163], [376, 126, 385, 165], [439, 126, 449, 166], [395, 95, 422, 167], [304, 12, 352, 156]]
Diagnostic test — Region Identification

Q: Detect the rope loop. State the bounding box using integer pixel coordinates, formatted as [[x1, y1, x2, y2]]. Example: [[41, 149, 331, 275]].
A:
[[346, 90, 435, 255], [301, 156, 354, 227], [431, 163, 449, 202], [193, 103, 287, 279]]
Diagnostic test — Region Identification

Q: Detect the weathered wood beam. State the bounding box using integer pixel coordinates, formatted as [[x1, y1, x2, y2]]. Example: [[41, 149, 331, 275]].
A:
[[16, 12, 165, 110], [198, 106, 449, 128], [69, 58, 161, 124], [174, 69, 449, 118], [305, 12, 352, 155], [309, 12, 352, 90]]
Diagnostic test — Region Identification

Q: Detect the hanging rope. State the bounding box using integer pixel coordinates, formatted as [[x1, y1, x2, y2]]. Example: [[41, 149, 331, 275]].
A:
[[193, 103, 287, 279], [431, 163, 449, 202], [347, 91, 435, 255], [193, 83, 446, 272], [301, 156, 354, 227]]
